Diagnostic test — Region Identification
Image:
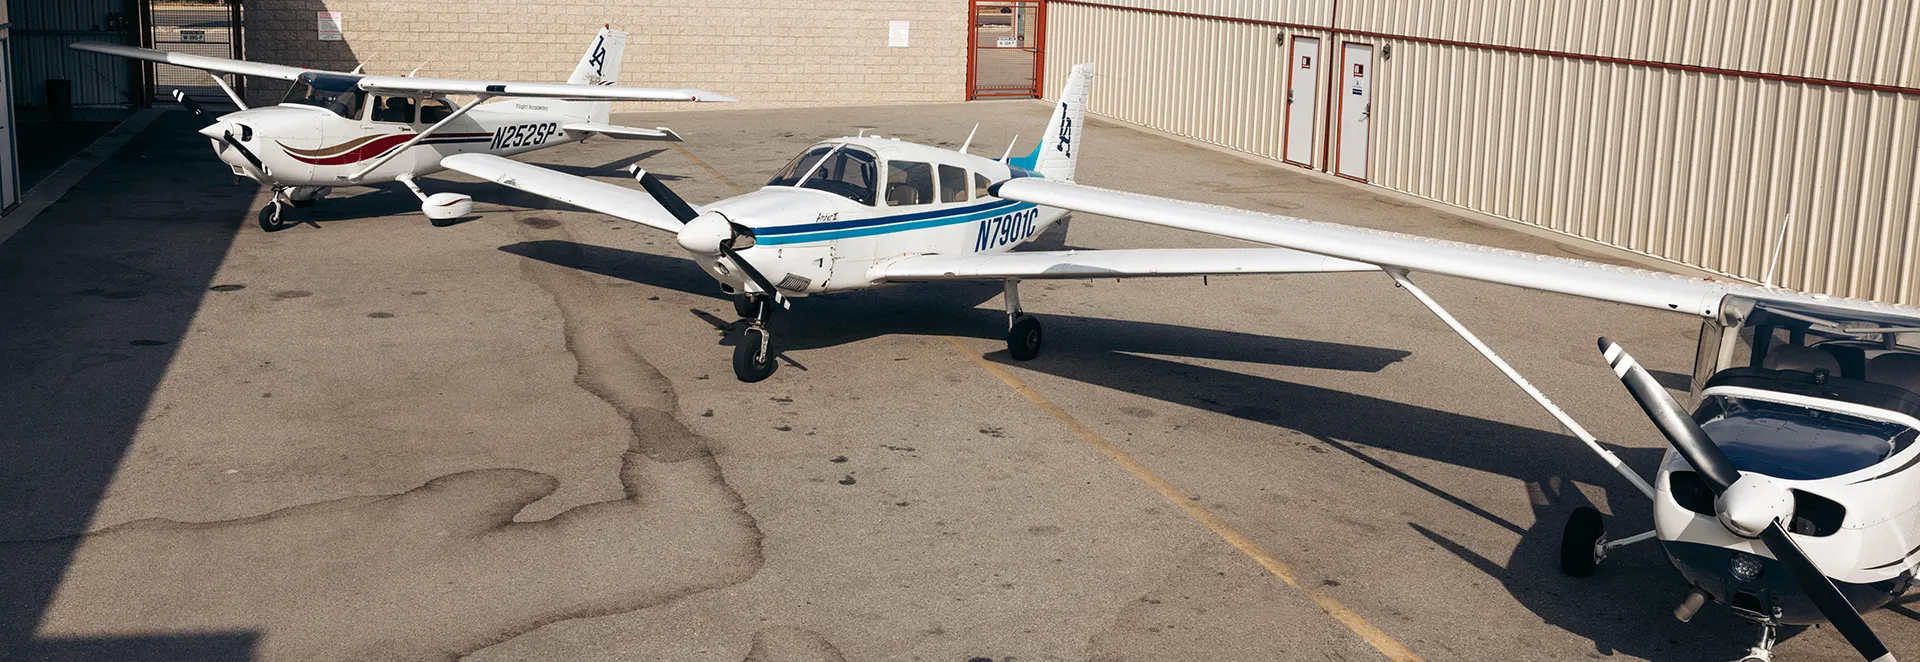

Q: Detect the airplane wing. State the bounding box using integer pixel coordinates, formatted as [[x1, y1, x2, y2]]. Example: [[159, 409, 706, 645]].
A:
[[357, 76, 735, 103], [875, 248, 1376, 282], [439, 154, 685, 233], [71, 42, 309, 81], [993, 179, 1920, 322], [561, 123, 682, 141]]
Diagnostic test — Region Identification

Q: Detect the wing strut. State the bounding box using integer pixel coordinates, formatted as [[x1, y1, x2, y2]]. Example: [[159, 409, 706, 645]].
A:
[[207, 73, 247, 110], [348, 95, 492, 182], [1385, 268, 1657, 499]]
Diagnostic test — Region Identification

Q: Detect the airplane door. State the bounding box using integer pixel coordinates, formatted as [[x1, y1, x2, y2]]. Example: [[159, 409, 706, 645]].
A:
[[1283, 37, 1319, 167], [1336, 42, 1373, 181]]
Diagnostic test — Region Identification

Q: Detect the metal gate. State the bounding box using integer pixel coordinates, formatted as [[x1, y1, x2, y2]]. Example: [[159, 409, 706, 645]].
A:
[[968, 0, 1044, 99], [145, 0, 242, 106]]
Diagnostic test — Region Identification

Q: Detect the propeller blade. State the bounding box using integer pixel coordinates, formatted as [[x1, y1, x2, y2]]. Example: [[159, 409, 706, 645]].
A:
[[717, 242, 788, 309], [1758, 523, 1895, 661], [633, 168, 698, 224], [172, 89, 216, 127], [222, 131, 267, 174], [1597, 337, 1741, 492]]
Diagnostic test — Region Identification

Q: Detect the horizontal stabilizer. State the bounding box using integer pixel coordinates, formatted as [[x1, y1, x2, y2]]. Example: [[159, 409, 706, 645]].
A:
[[562, 123, 682, 141], [440, 153, 685, 233], [875, 248, 1377, 282]]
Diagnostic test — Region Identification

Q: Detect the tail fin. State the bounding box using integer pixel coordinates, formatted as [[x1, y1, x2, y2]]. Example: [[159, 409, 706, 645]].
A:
[[1009, 63, 1093, 181], [558, 26, 629, 123]]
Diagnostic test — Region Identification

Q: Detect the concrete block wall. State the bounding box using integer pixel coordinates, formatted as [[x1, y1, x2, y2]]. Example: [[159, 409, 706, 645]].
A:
[[241, 0, 969, 110]]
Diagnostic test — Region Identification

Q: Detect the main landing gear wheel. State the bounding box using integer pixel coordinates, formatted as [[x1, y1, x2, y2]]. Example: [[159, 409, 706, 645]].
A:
[[1559, 506, 1605, 577], [733, 325, 775, 382], [1007, 315, 1043, 361]]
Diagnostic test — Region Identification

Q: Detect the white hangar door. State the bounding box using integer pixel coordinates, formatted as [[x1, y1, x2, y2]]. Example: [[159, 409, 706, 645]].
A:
[[1336, 42, 1373, 181], [1283, 37, 1319, 167]]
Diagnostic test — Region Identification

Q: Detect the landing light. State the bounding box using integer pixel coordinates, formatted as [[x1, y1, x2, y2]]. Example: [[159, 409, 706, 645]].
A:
[[1730, 552, 1765, 582]]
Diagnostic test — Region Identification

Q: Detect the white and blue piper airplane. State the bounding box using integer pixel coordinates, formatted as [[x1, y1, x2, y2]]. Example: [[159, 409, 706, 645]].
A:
[[443, 63, 1375, 381], [993, 177, 1920, 662], [72, 27, 733, 231]]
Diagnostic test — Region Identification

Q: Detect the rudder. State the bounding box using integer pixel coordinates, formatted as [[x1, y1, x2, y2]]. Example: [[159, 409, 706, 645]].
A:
[[560, 26, 629, 123], [1011, 63, 1093, 182]]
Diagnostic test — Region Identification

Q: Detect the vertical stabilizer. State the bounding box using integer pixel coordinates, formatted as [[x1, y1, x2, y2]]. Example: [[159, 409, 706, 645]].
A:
[[1010, 63, 1093, 181], [558, 26, 629, 123]]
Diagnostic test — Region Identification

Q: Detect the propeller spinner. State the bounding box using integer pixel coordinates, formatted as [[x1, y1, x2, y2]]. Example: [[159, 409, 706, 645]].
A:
[[635, 168, 787, 309], [1599, 337, 1896, 662]]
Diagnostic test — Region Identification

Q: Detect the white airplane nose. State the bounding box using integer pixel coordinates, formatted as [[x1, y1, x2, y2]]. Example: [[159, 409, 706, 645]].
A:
[[198, 121, 231, 141], [676, 212, 733, 255]]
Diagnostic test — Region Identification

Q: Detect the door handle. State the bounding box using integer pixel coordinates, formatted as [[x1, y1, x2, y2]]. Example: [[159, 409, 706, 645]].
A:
[[1286, 90, 1293, 104]]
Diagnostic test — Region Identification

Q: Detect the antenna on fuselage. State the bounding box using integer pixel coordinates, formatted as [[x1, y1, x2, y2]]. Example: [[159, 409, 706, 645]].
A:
[[406, 58, 432, 77], [1762, 214, 1792, 288], [959, 123, 979, 154], [999, 134, 1019, 161], [349, 63, 366, 74]]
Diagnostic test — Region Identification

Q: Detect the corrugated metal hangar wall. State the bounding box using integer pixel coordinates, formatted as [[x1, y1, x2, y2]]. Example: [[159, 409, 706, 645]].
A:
[[1042, 0, 1920, 305]]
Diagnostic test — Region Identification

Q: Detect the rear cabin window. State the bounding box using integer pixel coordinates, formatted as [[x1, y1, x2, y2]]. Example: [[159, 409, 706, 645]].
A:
[[938, 165, 970, 203], [371, 96, 417, 124], [419, 98, 456, 124], [974, 173, 992, 199], [800, 148, 878, 206], [885, 160, 935, 206]]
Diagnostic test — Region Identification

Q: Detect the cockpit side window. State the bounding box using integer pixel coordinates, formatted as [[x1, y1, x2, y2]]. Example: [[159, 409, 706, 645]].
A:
[[938, 165, 970, 203], [767, 146, 834, 187], [371, 95, 417, 124], [974, 173, 992, 199], [282, 75, 365, 120], [885, 160, 935, 207], [800, 148, 878, 206]]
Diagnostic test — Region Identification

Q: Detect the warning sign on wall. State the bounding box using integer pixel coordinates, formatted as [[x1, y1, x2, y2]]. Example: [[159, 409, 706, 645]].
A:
[[318, 12, 343, 41]]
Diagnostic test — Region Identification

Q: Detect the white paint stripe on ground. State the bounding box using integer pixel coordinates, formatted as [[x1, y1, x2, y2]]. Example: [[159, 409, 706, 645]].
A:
[[0, 107, 166, 247]]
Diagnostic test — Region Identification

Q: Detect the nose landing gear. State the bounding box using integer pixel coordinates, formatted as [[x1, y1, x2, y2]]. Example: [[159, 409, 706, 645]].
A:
[[731, 294, 777, 383], [259, 187, 293, 232]]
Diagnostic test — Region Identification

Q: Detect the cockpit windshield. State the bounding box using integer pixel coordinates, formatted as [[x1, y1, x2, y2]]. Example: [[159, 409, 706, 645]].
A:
[[281, 73, 366, 119], [766, 144, 877, 205], [1695, 394, 1918, 480]]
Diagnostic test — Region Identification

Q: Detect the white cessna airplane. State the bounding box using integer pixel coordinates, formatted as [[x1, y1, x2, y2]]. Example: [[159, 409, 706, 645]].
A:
[[71, 27, 734, 231], [995, 177, 1920, 661], [442, 64, 1376, 382]]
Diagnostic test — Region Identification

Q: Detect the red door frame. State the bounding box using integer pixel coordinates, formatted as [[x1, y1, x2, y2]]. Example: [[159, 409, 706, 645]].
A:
[[967, 0, 1047, 100]]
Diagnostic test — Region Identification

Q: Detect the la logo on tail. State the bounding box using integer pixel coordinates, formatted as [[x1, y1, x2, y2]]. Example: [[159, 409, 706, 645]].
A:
[[1056, 103, 1073, 158]]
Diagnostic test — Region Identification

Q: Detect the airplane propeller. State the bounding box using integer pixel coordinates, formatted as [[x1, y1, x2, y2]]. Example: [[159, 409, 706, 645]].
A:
[[1598, 337, 1896, 662], [172, 89, 270, 177], [635, 168, 788, 309]]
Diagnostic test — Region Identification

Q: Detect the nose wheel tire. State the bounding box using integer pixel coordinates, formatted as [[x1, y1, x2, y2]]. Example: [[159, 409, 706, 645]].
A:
[[258, 202, 290, 233], [1007, 315, 1043, 361], [1559, 507, 1605, 577], [733, 325, 775, 383]]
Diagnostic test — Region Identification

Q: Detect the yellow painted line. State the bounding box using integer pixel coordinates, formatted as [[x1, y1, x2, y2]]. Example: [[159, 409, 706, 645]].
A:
[[945, 337, 1423, 662], [668, 143, 747, 195]]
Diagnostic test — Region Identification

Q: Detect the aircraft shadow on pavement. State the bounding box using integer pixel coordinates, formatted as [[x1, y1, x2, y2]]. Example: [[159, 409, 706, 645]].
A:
[[986, 347, 1785, 659], [0, 112, 264, 658], [498, 239, 1410, 374]]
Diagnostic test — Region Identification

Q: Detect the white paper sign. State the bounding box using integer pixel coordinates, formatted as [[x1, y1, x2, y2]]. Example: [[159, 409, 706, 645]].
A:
[[888, 20, 909, 48], [996, 37, 1017, 48], [318, 12, 343, 41]]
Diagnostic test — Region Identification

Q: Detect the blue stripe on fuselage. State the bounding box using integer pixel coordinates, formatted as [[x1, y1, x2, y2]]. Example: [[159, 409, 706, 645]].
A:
[[754, 199, 1037, 246]]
